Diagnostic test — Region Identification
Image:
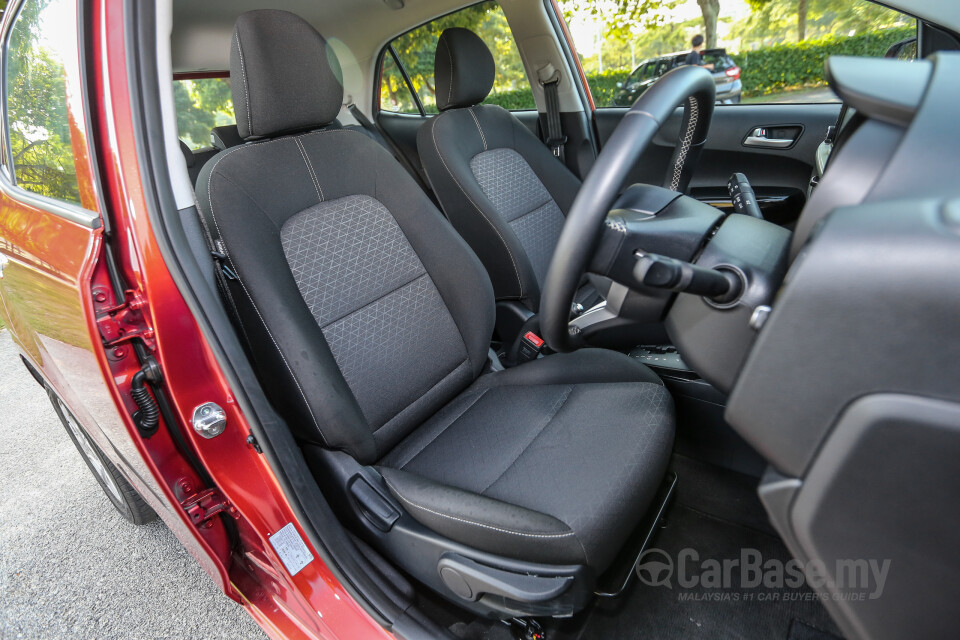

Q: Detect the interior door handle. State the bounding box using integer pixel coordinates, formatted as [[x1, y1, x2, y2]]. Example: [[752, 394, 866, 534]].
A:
[[743, 127, 795, 148]]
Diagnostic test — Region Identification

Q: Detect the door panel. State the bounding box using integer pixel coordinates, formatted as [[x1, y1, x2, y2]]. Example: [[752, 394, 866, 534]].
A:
[[594, 104, 842, 222]]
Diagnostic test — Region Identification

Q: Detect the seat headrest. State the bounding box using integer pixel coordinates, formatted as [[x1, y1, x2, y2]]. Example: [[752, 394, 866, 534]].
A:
[[210, 124, 245, 150], [435, 28, 495, 111], [230, 10, 343, 140]]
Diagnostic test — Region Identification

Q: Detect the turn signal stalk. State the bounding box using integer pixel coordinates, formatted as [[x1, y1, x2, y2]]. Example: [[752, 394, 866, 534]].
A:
[[633, 251, 742, 304]]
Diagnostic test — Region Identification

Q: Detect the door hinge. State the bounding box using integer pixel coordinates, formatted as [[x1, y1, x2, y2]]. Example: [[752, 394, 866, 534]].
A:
[[94, 288, 156, 350], [180, 488, 239, 528]]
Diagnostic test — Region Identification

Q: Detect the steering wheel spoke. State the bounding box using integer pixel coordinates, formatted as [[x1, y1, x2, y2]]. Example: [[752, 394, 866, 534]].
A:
[[541, 66, 717, 352]]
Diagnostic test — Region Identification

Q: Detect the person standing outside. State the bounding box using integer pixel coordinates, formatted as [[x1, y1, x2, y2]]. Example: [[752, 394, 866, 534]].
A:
[[684, 34, 715, 70]]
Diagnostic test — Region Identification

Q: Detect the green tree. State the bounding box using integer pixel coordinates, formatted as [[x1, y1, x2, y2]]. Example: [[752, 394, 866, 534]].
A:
[[174, 78, 233, 148], [697, 0, 720, 48], [386, 1, 531, 113], [743, 0, 908, 45], [568, 0, 721, 49], [747, 0, 806, 41]]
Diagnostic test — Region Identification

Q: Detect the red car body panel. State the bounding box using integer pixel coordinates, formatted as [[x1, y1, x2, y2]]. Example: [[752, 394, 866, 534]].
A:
[[0, 1, 393, 638]]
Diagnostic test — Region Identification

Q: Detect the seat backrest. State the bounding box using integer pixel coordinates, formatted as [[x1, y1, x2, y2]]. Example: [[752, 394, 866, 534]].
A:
[[417, 28, 582, 312], [195, 10, 495, 464]]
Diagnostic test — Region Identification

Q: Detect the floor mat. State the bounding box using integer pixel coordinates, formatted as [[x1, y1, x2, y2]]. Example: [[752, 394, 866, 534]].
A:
[[669, 453, 777, 535], [575, 505, 843, 639], [569, 455, 844, 640], [443, 455, 844, 640]]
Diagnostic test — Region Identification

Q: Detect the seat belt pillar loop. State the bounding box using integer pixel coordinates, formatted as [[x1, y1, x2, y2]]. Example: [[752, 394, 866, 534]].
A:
[[537, 65, 566, 163]]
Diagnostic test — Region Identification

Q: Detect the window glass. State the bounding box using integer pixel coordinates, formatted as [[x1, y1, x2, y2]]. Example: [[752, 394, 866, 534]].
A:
[[173, 78, 234, 150], [380, 53, 419, 114], [381, 0, 534, 114], [560, 0, 915, 106], [5, 0, 82, 204]]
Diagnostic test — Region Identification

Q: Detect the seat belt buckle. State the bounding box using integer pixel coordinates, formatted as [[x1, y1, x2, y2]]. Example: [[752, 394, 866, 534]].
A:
[[210, 250, 238, 280], [517, 331, 545, 363], [547, 136, 567, 157]]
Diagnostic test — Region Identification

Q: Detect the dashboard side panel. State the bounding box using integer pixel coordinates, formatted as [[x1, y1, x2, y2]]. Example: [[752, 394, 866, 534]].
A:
[[725, 198, 960, 478], [787, 393, 960, 640]]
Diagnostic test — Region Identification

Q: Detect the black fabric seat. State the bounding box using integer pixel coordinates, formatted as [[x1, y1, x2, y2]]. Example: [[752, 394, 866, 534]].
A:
[[195, 9, 674, 614], [211, 120, 382, 151], [417, 28, 601, 312], [379, 349, 672, 570]]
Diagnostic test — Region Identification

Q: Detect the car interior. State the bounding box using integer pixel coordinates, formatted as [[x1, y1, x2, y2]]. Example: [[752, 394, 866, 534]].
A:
[[136, 0, 960, 638]]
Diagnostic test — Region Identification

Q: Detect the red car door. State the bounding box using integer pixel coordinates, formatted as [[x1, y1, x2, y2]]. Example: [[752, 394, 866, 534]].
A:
[[0, 0, 234, 593], [0, 3, 394, 638]]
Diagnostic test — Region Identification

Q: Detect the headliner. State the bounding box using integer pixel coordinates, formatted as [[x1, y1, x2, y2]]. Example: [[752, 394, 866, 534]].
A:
[[171, 0, 484, 73]]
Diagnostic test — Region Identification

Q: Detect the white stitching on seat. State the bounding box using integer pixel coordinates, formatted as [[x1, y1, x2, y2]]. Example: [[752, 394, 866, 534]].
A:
[[429, 113, 524, 299], [383, 477, 576, 539], [204, 145, 330, 446], [468, 107, 487, 150], [295, 137, 324, 202], [670, 96, 699, 192], [442, 37, 454, 109], [234, 32, 253, 136]]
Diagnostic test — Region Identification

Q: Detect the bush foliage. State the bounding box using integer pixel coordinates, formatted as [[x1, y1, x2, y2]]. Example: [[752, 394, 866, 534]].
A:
[[732, 26, 914, 96], [483, 25, 914, 108]]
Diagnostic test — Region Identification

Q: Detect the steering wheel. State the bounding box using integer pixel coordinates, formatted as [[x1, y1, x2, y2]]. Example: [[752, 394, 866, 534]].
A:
[[541, 65, 717, 352]]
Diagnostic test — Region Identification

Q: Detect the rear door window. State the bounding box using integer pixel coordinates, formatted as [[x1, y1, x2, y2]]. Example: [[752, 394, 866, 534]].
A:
[[379, 0, 534, 114], [173, 77, 234, 150]]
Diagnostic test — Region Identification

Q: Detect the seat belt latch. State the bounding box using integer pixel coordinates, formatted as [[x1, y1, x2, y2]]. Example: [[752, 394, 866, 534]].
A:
[[517, 331, 545, 363]]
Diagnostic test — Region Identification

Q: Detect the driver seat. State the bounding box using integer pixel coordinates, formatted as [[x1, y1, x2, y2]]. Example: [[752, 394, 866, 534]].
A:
[[417, 28, 600, 313], [196, 10, 674, 617]]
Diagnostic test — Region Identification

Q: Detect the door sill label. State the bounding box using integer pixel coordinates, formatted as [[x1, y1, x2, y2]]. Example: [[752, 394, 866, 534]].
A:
[[269, 522, 314, 576]]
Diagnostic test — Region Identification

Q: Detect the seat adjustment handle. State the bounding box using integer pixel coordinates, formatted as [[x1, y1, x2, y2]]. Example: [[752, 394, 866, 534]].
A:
[[438, 554, 573, 603]]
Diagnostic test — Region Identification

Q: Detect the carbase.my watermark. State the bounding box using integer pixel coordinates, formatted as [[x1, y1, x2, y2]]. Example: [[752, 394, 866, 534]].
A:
[[635, 548, 891, 600]]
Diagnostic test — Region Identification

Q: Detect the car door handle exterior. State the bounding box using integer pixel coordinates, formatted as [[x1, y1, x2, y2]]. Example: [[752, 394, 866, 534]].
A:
[[743, 127, 796, 148]]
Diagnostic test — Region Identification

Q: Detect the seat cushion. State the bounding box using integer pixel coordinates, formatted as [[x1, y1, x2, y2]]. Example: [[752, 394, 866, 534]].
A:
[[379, 349, 674, 572]]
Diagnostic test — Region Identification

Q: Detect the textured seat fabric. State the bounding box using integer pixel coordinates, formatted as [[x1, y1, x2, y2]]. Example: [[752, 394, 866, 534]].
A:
[[197, 9, 674, 577], [379, 349, 673, 572], [417, 28, 597, 312]]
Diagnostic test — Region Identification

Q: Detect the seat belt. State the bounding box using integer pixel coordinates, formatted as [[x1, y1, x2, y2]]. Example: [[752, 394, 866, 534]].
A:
[[341, 96, 439, 204], [538, 64, 566, 162], [343, 97, 388, 147], [193, 200, 247, 335]]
